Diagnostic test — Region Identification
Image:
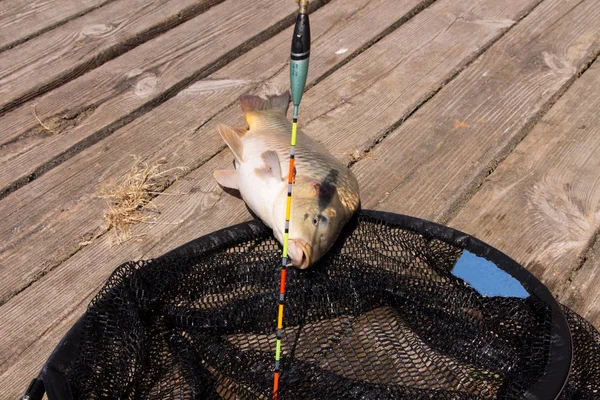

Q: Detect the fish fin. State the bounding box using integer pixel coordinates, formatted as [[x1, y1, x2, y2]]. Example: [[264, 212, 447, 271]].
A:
[[255, 150, 283, 181], [218, 124, 244, 162], [213, 170, 239, 189], [232, 127, 248, 137], [239, 92, 290, 129], [266, 91, 291, 114], [239, 94, 269, 114]]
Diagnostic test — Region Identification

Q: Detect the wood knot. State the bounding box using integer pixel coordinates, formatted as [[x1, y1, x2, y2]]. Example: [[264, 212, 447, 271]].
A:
[[81, 24, 114, 38], [134, 74, 158, 97]]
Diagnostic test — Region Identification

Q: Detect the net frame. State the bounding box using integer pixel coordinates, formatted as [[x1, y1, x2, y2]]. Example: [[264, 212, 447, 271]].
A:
[[22, 210, 584, 400]]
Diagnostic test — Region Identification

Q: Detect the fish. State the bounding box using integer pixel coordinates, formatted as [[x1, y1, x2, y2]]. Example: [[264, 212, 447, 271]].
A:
[[213, 91, 360, 269]]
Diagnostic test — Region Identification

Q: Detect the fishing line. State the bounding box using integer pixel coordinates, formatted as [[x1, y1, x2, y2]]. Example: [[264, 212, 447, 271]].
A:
[[273, 1, 310, 398]]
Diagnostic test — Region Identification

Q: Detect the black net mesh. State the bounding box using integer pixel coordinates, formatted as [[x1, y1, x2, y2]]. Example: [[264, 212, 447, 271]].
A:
[[55, 212, 600, 399]]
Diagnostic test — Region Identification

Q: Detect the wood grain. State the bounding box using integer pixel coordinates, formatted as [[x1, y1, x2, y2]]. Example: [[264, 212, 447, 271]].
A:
[[0, 0, 299, 196], [561, 234, 600, 328], [448, 60, 600, 304], [0, 0, 431, 371], [351, 0, 600, 225], [298, 0, 536, 166], [0, 0, 113, 53], [0, 0, 224, 114]]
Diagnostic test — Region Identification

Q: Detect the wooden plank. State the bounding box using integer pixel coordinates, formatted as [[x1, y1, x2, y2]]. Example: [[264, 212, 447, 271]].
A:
[[448, 60, 600, 312], [0, 0, 225, 114], [0, 297, 90, 399], [561, 235, 600, 328], [0, 0, 434, 371], [0, 0, 113, 53], [351, 0, 600, 224], [0, 0, 301, 197], [0, 0, 538, 306]]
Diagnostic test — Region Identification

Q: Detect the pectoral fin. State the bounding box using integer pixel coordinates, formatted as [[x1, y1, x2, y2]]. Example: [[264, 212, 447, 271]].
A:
[[218, 124, 244, 162], [255, 150, 282, 181], [214, 170, 239, 189]]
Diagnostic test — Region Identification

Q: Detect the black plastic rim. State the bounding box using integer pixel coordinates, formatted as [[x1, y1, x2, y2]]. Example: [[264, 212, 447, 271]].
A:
[[22, 210, 573, 400]]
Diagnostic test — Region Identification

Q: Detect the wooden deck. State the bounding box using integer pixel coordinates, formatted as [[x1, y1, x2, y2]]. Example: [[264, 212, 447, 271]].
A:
[[1, 0, 599, 396]]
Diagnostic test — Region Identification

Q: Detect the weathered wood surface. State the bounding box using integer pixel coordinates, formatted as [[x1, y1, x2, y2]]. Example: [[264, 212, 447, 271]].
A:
[[0, 0, 301, 197], [0, 0, 224, 114], [1, 0, 600, 397], [352, 0, 600, 221], [0, 0, 113, 52], [450, 60, 600, 321]]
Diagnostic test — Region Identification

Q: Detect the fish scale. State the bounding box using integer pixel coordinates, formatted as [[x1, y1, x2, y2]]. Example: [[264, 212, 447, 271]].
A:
[[244, 125, 360, 212]]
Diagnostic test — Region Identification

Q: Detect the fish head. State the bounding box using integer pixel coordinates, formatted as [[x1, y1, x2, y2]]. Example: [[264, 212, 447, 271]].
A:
[[285, 178, 353, 269]]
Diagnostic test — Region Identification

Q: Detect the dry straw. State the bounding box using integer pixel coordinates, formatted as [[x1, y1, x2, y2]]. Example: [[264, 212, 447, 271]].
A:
[[100, 156, 187, 244]]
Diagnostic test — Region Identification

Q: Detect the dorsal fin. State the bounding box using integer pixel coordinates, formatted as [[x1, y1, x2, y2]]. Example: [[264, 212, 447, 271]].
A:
[[217, 124, 243, 162], [239, 91, 290, 129]]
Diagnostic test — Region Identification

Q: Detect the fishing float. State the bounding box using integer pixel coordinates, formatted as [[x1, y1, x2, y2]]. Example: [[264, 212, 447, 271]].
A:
[[273, 0, 311, 398]]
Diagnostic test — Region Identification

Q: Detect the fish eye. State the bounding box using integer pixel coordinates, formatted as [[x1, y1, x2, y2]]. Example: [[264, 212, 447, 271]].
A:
[[312, 214, 328, 227]]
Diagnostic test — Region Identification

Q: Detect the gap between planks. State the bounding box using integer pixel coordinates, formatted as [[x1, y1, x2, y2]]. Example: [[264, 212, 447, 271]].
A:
[[561, 231, 600, 327]]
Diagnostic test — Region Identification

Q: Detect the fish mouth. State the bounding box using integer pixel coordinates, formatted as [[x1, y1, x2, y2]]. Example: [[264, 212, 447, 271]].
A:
[[288, 239, 311, 269]]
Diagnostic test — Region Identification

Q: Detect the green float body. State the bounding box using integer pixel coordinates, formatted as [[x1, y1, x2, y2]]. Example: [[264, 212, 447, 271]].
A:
[[290, 59, 309, 111]]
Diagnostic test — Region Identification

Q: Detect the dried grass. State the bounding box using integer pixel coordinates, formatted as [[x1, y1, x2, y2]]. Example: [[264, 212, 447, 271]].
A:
[[100, 156, 187, 245], [33, 104, 59, 134]]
